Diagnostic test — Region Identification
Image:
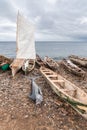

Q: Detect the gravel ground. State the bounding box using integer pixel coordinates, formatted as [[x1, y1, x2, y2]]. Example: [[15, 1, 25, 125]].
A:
[[0, 63, 87, 130]]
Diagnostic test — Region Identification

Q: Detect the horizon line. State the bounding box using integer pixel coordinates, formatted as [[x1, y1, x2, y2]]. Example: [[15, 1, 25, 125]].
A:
[[0, 40, 87, 42]]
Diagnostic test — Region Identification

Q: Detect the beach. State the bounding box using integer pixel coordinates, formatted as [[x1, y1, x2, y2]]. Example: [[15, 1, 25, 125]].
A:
[[1, 0, 87, 129], [0, 61, 87, 130]]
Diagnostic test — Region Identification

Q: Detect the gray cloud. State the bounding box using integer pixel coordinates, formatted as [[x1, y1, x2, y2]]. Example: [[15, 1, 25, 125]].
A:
[[0, 0, 87, 41], [0, 0, 16, 22]]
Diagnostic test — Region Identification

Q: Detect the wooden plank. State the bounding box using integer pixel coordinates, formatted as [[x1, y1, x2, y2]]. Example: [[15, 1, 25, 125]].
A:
[[48, 75, 58, 77]]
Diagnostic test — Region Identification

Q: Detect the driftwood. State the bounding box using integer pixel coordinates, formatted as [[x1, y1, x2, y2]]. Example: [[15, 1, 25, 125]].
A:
[[40, 67, 87, 119], [61, 59, 86, 77], [69, 55, 87, 68], [44, 56, 59, 70]]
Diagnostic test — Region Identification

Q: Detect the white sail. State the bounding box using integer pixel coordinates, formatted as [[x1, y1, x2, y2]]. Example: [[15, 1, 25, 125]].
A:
[[16, 12, 36, 59]]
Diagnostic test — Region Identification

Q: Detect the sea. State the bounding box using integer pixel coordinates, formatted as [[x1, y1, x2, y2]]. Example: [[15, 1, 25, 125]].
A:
[[0, 41, 87, 60]]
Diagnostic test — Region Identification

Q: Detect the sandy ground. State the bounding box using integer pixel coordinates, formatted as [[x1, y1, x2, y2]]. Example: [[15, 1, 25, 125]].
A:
[[0, 63, 87, 130]]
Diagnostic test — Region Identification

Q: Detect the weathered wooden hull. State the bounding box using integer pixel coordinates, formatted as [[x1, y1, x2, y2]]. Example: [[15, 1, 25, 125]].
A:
[[36, 54, 45, 67], [10, 59, 25, 77], [69, 55, 87, 68], [0, 55, 13, 65], [28, 60, 35, 72], [44, 56, 59, 70], [61, 59, 86, 77], [22, 59, 35, 73], [40, 67, 87, 119]]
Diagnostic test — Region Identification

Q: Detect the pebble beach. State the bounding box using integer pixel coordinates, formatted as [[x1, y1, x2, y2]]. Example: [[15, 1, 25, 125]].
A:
[[0, 61, 87, 130]]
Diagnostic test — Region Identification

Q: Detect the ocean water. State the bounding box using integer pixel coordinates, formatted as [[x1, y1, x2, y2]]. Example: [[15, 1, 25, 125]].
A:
[[0, 41, 87, 60]]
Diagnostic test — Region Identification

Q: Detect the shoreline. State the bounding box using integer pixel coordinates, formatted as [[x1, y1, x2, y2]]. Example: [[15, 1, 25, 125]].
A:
[[0, 58, 87, 129]]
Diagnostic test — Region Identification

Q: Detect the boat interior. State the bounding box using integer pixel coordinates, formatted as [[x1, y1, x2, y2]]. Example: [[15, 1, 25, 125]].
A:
[[40, 67, 87, 104], [29, 59, 35, 69]]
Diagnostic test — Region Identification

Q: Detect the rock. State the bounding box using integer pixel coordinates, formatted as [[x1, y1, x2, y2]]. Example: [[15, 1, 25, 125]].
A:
[[24, 115, 29, 118]]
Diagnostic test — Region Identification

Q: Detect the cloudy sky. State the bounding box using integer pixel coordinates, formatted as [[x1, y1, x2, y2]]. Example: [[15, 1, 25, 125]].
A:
[[0, 0, 87, 41]]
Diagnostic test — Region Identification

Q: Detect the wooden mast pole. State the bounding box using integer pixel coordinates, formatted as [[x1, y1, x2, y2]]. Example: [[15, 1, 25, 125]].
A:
[[16, 11, 19, 58]]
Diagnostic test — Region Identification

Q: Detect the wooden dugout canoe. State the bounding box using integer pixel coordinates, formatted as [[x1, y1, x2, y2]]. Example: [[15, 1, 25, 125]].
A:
[[10, 59, 25, 77], [10, 59, 35, 76], [69, 55, 87, 68], [22, 59, 35, 73], [44, 56, 59, 70], [40, 67, 87, 119], [61, 59, 86, 77], [36, 54, 45, 67]]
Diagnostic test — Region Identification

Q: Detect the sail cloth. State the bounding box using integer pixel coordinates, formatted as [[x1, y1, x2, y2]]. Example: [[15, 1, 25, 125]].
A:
[[16, 12, 36, 59]]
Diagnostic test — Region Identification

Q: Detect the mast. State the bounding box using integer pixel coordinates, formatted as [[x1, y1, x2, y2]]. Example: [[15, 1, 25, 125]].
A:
[[16, 11, 19, 58]]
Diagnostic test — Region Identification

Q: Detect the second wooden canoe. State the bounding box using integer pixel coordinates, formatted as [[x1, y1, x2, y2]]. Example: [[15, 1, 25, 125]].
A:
[[40, 67, 87, 119], [44, 56, 59, 70], [69, 55, 87, 68], [36, 54, 45, 67], [61, 59, 86, 77]]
